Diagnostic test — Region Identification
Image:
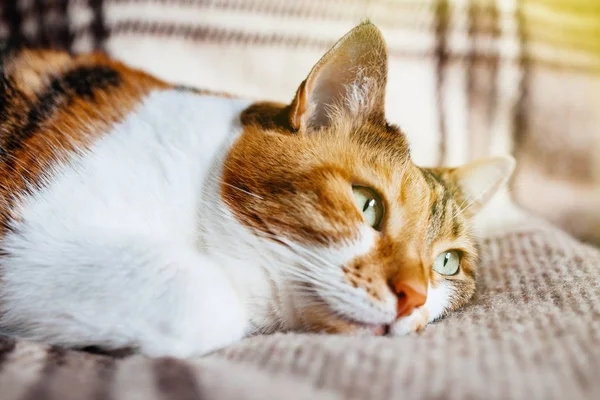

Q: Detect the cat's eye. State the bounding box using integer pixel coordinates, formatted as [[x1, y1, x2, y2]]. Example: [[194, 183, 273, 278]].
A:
[[352, 186, 384, 229], [432, 250, 461, 276]]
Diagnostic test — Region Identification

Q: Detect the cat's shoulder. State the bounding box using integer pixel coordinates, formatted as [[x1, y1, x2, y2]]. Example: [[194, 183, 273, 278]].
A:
[[0, 46, 173, 235]]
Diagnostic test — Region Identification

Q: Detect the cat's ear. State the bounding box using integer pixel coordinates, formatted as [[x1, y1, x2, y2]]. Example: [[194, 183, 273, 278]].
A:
[[450, 156, 516, 214], [289, 22, 388, 132]]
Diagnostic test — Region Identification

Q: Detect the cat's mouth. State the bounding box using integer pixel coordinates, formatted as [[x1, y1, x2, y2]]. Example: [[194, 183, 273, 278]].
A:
[[298, 284, 395, 336], [371, 324, 391, 336]]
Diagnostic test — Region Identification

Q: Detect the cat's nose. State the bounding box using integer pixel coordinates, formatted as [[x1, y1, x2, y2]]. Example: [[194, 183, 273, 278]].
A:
[[392, 280, 427, 318]]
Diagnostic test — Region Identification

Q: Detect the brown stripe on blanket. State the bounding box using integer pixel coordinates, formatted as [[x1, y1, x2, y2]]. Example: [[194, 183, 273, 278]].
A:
[[98, 0, 426, 24], [466, 0, 476, 158], [20, 346, 68, 400], [1, 1, 23, 43], [57, 0, 74, 50], [109, 20, 338, 49], [0, 335, 17, 372], [153, 357, 202, 400], [466, 0, 500, 159], [105, 20, 426, 58], [92, 356, 118, 400], [434, 0, 448, 166], [90, 0, 108, 51], [18, 345, 117, 400], [512, 0, 530, 151], [20, 0, 72, 49], [33, 0, 49, 48]]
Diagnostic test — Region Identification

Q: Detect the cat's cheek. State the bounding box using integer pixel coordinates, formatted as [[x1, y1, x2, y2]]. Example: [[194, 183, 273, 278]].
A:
[[388, 307, 429, 336]]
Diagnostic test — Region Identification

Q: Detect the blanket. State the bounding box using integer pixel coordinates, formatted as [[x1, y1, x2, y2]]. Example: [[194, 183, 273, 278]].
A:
[[1, 217, 599, 400], [1, 0, 598, 242]]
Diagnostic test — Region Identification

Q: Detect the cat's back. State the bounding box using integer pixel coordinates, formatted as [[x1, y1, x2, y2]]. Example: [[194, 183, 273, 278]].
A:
[[0, 44, 170, 232], [0, 44, 248, 251], [0, 46, 255, 349]]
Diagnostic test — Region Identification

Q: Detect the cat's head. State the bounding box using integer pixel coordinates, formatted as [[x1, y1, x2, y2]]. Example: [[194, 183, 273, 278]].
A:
[[220, 22, 514, 335]]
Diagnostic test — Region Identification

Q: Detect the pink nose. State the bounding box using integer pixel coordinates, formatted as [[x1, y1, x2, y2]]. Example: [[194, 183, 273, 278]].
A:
[[392, 280, 427, 319]]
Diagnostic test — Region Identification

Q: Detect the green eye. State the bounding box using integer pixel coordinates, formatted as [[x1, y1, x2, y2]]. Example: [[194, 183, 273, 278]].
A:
[[352, 186, 384, 229], [433, 250, 461, 276]]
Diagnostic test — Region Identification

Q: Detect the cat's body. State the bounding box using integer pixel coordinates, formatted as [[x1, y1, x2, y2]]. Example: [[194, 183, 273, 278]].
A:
[[0, 23, 514, 357]]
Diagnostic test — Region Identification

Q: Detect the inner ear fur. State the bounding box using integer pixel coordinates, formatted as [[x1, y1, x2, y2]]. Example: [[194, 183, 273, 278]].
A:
[[240, 22, 389, 135], [289, 21, 388, 132], [450, 156, 516, 214]]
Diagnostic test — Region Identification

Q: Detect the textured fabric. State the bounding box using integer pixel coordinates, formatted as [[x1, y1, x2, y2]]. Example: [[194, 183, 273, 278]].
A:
[[0, 218, 599, 400], [1, 0, 599, 242]]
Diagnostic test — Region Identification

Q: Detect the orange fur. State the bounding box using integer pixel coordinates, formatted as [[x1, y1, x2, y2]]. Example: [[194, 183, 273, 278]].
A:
[[223, 108, 480, 333], [0, 46, 168, 235], [221, 22, 510, 334]]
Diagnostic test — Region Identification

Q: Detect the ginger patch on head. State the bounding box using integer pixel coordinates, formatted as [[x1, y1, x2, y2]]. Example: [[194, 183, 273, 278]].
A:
[[219, 22, 515, 335]]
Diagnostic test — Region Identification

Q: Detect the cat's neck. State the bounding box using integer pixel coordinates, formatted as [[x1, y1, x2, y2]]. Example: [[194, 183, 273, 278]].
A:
[[192, 94, 290, 333], [122, 89, 296, 332]]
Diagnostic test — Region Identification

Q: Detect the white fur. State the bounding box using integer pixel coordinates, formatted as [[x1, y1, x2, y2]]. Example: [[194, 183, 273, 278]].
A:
[[389, 281, 452, 336], [0, 91, 253, 357], [389, 280, 452, 336], [424, 281, 454, 322], [309, 226, 397, 326]]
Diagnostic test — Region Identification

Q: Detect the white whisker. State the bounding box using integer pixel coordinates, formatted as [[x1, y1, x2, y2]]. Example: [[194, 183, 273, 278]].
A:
[[209, 176, 264, 200]]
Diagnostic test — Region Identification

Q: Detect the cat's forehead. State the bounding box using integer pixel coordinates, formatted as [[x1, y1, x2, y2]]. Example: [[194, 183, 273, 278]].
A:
[[225, 106, 466, 248], [346, 121, 410, 161], [319, 120, 409, 163], [303, 120, 413, 186]]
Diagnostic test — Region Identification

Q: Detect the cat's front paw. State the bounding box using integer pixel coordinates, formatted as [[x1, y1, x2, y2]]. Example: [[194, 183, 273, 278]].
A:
[[389, 306, 429, 336], [139, 306, 247, 359], [136, 252, 249, 359], [140, 331, 244, 359]]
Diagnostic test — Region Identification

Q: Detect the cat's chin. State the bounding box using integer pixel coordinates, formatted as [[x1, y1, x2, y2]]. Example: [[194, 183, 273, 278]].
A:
[[341, 318, 426, 337], [318, 317, 392, 337], [313, 307, 431, 337]]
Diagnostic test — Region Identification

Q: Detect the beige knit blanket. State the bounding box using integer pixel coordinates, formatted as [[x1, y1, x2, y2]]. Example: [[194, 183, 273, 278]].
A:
[[1, 218, 599, 400]]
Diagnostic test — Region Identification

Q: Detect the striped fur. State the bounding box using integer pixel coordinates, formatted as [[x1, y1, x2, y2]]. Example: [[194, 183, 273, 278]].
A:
[[0, 43, 167, 237]]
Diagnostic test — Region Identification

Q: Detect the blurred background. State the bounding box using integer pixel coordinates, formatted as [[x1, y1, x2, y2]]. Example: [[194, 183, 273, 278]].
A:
[[1, 0, 599, 244]]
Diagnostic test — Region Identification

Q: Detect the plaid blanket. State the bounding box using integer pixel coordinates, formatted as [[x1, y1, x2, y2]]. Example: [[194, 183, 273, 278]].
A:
[[1, 1, 600, 399], [2, 0, 599, 241]]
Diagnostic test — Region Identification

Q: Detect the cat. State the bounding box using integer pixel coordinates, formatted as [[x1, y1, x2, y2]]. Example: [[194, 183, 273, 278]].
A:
[[0, 22, 514, 357]]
